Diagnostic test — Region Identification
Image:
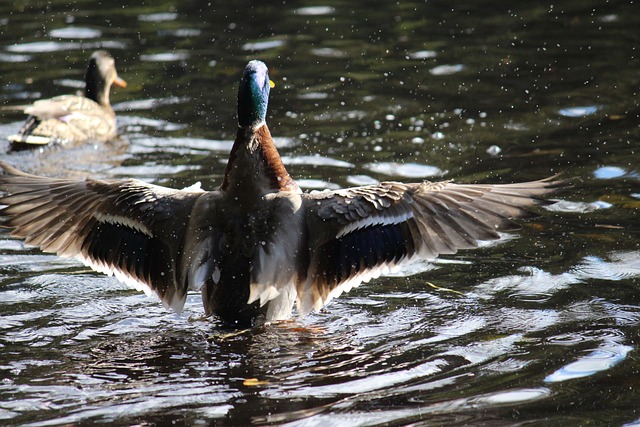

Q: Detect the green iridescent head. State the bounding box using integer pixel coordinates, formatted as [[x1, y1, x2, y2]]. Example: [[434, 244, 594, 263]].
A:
[[237, 60, 274, 128]]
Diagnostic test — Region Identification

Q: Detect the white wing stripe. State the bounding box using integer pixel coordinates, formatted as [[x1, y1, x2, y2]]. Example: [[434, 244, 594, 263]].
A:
[[336, 210, 414, 238], [93, 212, 153, 237]]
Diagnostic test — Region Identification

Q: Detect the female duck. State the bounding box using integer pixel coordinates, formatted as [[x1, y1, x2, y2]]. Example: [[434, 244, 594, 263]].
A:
[[7, 50, 127, 147], [0, 60, 563, 327]]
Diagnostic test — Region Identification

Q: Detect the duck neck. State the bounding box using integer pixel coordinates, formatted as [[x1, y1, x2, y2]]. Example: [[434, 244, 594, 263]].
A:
[[221, 124, 299, 197], [84, 67, 109, 106]]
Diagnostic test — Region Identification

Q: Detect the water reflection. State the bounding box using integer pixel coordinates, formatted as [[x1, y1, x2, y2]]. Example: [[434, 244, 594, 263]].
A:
[[49, 27, 102, 39], [1, 255, 640, 425], [7, 40, 127, 53], [0, 137, 129, 178], [545, 341, 632, 383]]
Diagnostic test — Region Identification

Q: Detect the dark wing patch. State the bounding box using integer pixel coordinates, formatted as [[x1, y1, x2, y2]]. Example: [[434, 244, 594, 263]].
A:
[[80, 220, 172, 300], [314, 221, 415, 289]]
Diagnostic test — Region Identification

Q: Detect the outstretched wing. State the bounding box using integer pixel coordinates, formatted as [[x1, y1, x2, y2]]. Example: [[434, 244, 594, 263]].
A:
[[297, 178, 564, 314], [0, 162, 205, 311]]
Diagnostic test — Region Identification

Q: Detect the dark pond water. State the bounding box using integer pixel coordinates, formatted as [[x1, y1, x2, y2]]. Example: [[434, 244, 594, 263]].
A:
[[0, 0, 639, 425]]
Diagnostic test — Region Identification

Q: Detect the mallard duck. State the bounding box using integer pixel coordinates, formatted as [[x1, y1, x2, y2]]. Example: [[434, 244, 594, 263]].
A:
[[6, 50, 127, 147], [0, 60, 564, 327]]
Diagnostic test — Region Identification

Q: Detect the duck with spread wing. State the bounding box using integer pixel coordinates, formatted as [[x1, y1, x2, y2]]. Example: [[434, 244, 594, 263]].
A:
[[0, 60, 564, 327]]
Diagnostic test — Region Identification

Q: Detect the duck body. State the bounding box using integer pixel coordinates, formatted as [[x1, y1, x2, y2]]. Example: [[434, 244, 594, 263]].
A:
[[188, 125, 306, 325], [0, 60, 564, 327], [7, 50, 126, 147]]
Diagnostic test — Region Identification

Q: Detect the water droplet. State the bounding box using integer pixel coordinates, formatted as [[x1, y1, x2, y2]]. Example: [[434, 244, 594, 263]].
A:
[[486, 145, 501, 156]]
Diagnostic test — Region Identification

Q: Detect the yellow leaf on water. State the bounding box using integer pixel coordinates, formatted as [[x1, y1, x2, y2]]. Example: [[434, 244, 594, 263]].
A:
[[425, 281, 464, 296], [243, 378, 270, 386]]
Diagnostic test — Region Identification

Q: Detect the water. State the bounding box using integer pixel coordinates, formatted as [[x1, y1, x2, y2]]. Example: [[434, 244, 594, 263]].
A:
[[0, 0, 639, 425]]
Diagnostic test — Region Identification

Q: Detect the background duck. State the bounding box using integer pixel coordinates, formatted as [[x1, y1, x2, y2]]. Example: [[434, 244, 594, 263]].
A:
[[5, 50, 127, 148], [0, 60, 565, 327]]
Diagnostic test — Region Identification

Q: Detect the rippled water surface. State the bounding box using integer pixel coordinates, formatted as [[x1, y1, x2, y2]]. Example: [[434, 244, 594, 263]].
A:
[[1, 0, 639, 425]]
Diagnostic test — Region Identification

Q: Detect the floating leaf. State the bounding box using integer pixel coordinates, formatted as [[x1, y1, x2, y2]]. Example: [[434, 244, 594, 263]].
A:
[[243, 378, 270, 386], [425, 281, 464, 296]]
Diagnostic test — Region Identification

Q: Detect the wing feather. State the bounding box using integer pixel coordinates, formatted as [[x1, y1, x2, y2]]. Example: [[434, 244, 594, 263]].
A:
[[298, 178, 565, 314], [0, 162, 205, 311]]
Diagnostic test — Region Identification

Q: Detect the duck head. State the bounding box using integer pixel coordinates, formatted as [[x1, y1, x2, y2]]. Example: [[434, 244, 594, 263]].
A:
[[84, 50, 127, 107], [237, 60, 274, 128], [221, 60, 298, 194]]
